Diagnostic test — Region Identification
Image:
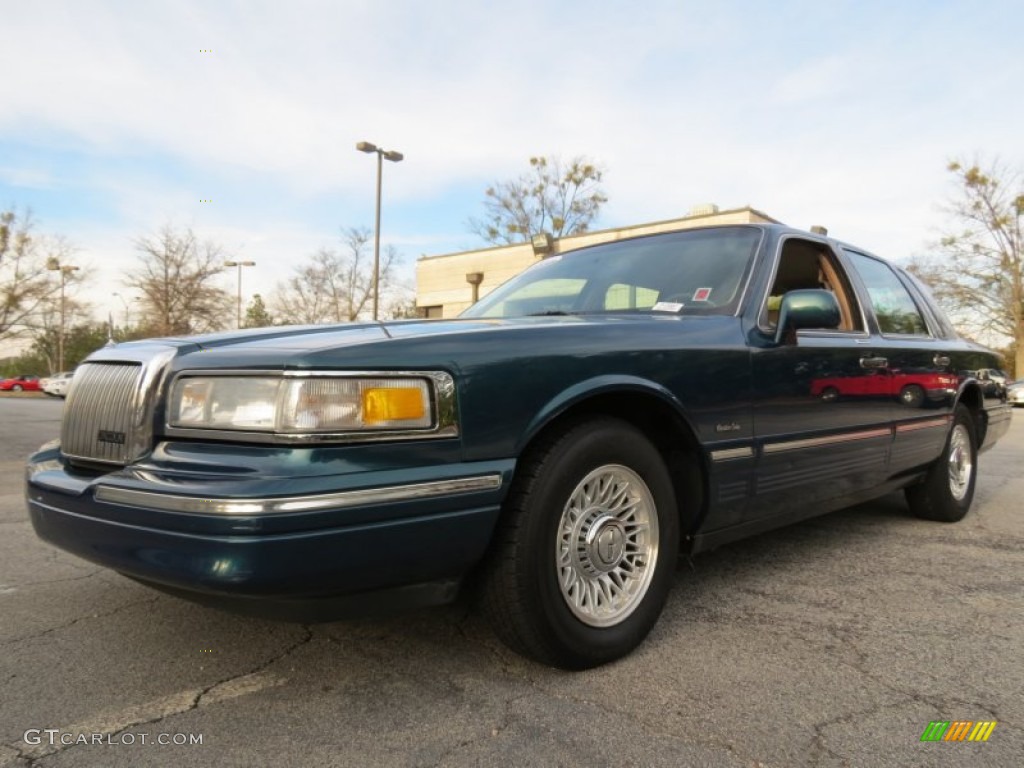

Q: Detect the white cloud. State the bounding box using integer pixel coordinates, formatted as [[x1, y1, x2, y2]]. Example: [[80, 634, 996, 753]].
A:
[[0, 166, 53, 189], [3, 0, 1024, 327]]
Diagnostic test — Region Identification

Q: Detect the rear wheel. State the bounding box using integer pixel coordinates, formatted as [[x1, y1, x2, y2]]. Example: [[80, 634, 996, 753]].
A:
[[905, 405, 977, 522], [12, 384, 22, 391], [481, 417, 680, 669]]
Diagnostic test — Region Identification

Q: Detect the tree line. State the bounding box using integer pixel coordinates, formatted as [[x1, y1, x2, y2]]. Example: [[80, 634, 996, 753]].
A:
[[0, 217, 415, 376], [2, 153, 1022, 378]]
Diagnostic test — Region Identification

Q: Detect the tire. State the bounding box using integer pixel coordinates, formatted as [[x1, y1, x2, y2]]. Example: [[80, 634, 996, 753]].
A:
[[12, 384, 22, 392], [899, 384, 925, 408], [905, 405, 977, 522], [481, 417, 680, 669], [820, 386, 839, 402]]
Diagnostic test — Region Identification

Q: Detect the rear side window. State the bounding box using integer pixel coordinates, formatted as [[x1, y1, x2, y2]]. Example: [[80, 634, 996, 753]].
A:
[[844, 250, 929, 336]]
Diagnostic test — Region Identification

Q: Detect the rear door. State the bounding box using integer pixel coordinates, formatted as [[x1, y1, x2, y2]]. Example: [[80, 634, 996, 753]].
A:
[[841, 249, 956, 474]]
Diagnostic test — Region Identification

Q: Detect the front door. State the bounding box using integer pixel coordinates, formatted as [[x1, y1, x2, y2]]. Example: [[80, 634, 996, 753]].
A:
[[749, 236, 892, 520]]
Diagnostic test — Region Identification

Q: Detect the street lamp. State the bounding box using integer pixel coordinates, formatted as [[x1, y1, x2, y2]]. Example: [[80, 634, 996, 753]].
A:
[[224, 260, 256, 329], [112, 292, 132, 327], [47, 262, 79, 372], [356, 140, 404, 321], [111, 292, 139, 342]]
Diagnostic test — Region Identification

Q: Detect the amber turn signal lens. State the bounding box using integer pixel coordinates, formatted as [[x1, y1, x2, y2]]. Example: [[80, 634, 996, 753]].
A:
[[362, 387, 426, 424]]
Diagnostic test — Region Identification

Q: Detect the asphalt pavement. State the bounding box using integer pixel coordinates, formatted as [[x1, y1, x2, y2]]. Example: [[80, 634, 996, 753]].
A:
[[1, 395, 1021, 767]]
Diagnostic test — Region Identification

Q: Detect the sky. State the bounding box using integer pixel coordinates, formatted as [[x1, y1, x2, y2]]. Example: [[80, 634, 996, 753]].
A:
[[2, 0, 1023, 331]]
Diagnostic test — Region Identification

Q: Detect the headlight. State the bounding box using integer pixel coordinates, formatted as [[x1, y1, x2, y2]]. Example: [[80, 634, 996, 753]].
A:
[[169, 374, 436, 434]]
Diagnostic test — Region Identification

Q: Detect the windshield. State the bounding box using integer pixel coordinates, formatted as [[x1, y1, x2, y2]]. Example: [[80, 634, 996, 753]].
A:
[[461, 226, 762, 319]]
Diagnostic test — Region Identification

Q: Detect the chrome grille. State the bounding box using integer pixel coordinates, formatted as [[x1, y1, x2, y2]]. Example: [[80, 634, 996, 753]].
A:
[[62, 362, 143, 465]]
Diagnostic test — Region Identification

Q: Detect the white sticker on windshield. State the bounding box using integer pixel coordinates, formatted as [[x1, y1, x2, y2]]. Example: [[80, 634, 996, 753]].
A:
[[652, 301, 684, 312]]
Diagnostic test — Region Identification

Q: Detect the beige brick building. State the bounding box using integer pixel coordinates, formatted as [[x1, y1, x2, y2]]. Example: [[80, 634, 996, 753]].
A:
[[416, 205, 780, 318]]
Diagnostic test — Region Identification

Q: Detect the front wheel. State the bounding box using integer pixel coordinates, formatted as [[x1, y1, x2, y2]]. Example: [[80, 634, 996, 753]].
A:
[[11, 384, 22, 391], [905, 405, 977, 522], [481, 417, 680, 669]]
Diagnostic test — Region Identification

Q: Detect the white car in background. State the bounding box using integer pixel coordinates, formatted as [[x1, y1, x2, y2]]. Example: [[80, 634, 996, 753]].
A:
[[1007, 379, 1024, 407], [42, 371, 74, 398]]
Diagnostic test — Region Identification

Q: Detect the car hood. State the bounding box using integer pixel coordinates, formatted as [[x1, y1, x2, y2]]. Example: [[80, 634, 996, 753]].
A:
[[96, 314, 740, 373]]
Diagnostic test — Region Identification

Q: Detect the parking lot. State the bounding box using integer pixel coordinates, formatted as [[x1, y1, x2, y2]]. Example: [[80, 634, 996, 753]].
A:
[[1, 395, 1021, 767]]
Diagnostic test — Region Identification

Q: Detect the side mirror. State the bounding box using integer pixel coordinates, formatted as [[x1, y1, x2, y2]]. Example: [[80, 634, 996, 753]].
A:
[[775, 289, 841, 344]]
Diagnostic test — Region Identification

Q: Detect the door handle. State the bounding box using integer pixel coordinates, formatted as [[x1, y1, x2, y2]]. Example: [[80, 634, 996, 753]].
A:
[[859, 356, 888, 369], [933, 354, 951, 368]]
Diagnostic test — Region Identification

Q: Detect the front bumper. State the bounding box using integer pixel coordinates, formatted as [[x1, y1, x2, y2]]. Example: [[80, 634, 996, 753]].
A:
[[26, 444, 512, 619]]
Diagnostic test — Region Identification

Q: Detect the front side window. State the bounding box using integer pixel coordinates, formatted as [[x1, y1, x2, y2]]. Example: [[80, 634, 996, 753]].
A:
[[761, 238, 864, 332], [843, 250, 929, 336], [461, 227, 762, 319]]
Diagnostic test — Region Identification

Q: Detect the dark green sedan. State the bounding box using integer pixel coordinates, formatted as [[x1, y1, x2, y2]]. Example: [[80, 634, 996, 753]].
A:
[[26, 224, 1011, 669]]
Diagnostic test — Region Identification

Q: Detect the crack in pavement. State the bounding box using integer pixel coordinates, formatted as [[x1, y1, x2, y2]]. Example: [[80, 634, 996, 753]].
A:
[[192, 625, 312, 710], [0, 743, 23, 768], [808, 698, 912, 768], [530, 684, 762, 766], [0, 595, 163, 647], [450, 618, 763, 767], [428, 691, 533, 768], [7, 625, 314, 764], [1, 569, 105, 591], [810, 623, 1010, 764]]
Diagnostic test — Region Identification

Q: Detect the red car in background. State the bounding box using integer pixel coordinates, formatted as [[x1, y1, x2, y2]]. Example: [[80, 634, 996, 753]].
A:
[[811, 369, 958, 407], [0, 374, 42, 392]]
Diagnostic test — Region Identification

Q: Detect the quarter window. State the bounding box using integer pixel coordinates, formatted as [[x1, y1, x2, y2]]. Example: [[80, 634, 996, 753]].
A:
[[843, 250, 929, 336]]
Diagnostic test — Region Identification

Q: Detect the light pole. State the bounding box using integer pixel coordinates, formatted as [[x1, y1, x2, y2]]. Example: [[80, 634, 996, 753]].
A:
[[47, 262, 79, 372], [356, 141, 403, 321], [224, 260, 255, 328], [112, 292, 132, 329]]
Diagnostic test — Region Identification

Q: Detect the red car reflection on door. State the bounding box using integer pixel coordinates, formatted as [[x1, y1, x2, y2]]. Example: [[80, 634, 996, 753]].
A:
[[810, 369, 958, 407]]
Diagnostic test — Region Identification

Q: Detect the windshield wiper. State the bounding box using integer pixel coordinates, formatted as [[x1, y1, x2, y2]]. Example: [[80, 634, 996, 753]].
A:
[[526, 310, 574, 316]]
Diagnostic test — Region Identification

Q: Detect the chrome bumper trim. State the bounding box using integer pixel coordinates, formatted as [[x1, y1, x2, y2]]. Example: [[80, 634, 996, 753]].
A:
[[94, 474, 503, 515]]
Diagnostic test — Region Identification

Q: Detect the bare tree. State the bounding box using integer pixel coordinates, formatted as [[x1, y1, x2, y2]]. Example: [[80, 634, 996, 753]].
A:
[[127, 225, 231, 335], [468, 155, 608, 245], [908, 157, 1024, 374], [0, 208, 83, 344], [22, 321, 111, 375], [272, 228, 399, 324], [384, 289, 419, 320]]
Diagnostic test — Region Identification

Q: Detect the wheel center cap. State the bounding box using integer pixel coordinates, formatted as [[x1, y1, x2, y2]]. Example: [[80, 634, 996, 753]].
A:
[[586, 516, 626, 571]]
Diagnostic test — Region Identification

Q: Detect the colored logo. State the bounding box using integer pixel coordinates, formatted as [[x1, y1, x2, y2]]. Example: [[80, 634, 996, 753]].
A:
[[920, 721, 997, 742]]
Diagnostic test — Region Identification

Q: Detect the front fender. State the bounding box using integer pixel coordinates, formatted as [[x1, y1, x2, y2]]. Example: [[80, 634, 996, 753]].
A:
[[515, 374, 697, 454]]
